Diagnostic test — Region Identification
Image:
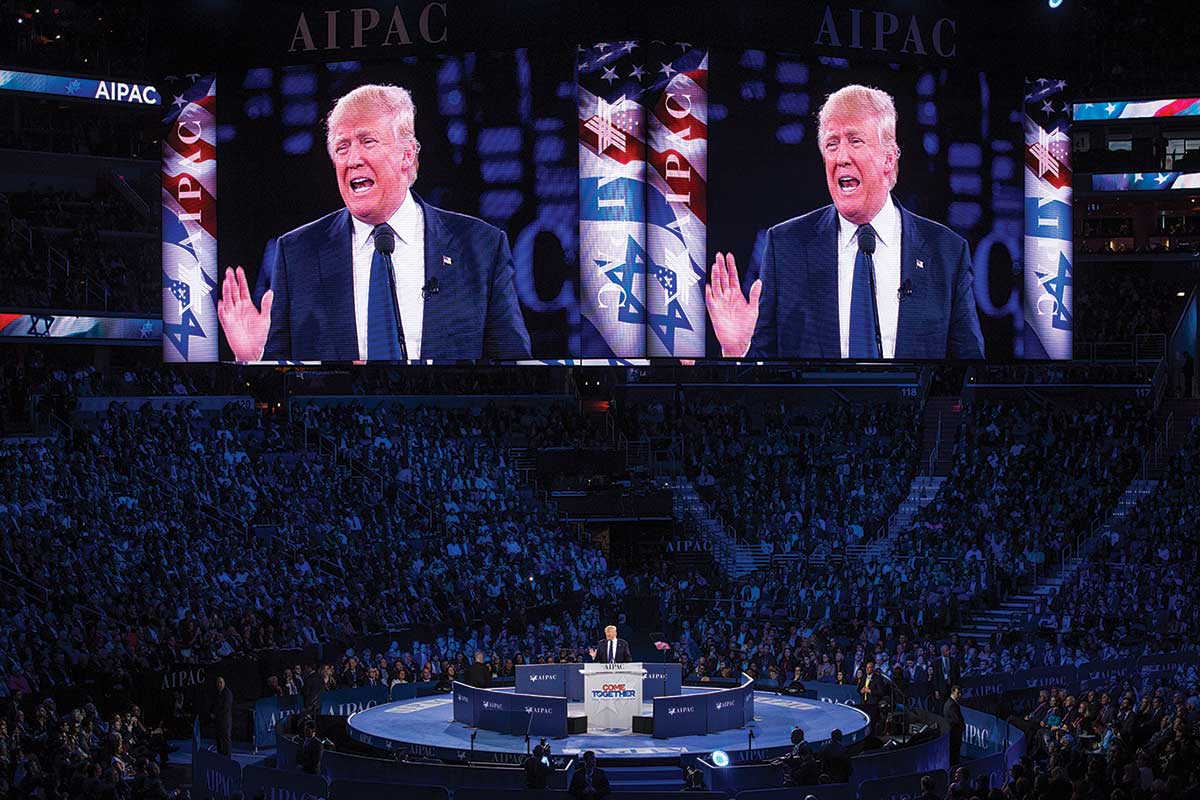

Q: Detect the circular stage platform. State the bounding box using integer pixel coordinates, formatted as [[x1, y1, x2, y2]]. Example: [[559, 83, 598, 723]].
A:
[[347, 687, 871, 765]]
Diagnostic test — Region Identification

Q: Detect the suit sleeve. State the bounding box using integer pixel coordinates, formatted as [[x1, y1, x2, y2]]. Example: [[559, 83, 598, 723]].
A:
[[262, 237, 291, 361], [483, 231, 532, 359], [947, 237, 984, 359], [746, 228, 778, 359]]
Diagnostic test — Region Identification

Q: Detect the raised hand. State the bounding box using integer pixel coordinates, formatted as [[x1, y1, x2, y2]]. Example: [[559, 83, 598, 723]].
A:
[[216, 266, 273, 362], [588, 647, 597, 660], [705, 252, 761, 358]]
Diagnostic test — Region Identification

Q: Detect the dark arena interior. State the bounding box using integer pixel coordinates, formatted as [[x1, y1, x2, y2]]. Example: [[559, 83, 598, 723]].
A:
[[2, 1, 1200, 798]]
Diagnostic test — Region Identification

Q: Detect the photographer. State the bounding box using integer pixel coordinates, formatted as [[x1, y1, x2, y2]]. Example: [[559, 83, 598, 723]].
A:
[[524, 741, 554, 789]]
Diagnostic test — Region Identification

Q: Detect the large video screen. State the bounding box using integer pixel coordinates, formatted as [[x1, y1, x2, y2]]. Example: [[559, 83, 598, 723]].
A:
[[162, 45, 1070, 363]]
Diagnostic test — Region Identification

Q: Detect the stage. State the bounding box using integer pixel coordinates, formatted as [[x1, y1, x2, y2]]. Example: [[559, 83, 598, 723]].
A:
[[347, 687, 871, 766]]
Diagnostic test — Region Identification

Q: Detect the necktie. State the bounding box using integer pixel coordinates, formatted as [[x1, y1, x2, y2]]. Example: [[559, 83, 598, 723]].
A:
[[609, 640, 614, 664], [367, 223, 405, 361], [848, 223, 880, 359]]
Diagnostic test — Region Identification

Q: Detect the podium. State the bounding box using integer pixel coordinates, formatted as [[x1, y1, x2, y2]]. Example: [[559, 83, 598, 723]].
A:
[[581, 662, 646, 730]]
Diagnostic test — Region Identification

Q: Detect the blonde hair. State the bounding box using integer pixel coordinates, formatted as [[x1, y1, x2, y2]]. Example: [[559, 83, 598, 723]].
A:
[[325, 83, 421, 178], [817, 84, 900, 190], [605, 625, 617, 633]]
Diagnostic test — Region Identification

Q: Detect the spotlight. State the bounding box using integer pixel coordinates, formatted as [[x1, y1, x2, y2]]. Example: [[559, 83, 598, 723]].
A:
[[711, 750, 730, 767], [1048, 0, 1063, 7]]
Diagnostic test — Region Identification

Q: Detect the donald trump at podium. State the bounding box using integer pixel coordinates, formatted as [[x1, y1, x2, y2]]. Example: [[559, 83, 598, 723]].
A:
[[589, 625, 631, 664]]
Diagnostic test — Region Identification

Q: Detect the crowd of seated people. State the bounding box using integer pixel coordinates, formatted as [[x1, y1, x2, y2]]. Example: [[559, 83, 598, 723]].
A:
[[674, 399, 918, 554], [1076, 268, 1198, 346], [0, 400, 626, 708], [1042, 426, 1200, 651], [993, 681, 1200, 800], [0, 696, 181, 799]]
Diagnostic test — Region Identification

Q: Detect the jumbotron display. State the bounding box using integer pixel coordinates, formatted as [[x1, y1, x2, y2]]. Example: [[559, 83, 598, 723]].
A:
[[161, 45, 1072, 363]]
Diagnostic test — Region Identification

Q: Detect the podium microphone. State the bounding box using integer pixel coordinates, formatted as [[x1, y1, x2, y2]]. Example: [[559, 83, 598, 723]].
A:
[[373, 228, 408, 360]]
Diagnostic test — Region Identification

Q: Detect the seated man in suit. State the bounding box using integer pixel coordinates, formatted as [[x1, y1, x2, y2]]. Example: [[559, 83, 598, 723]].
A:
[[218, 83, 531, 362], [706, 83, 985, 360], [569, 750, 611, 799], [588, 625, 632, 664]]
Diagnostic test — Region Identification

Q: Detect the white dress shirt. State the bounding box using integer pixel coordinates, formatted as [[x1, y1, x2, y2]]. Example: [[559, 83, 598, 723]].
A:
[[350, 192, 425, 360], [836, 195, 901, 359]]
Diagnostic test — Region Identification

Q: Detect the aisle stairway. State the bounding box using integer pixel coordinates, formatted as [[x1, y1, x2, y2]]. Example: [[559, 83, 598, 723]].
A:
[[672, 478, 765, 577], [952, 478, 1159, 640]]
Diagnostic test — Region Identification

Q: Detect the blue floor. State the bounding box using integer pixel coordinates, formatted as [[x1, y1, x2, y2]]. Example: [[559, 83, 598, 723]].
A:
[[348, 688, 870, 759]]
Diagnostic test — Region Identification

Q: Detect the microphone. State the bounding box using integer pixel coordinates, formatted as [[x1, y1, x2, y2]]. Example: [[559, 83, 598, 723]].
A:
[[898, 279, 913, 300], [422, 277, 440, 300], [374, 228, 408, 360], [857, 227, 877, 256]]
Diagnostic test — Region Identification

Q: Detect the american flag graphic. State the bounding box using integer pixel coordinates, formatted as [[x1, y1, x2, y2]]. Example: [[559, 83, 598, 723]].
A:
[[1074, 97, 1200, 121], [644, 43, 708, 357], [578, 41, 647, 358], [1023, 78, 1072, 360], [161, 75, 218, 362]]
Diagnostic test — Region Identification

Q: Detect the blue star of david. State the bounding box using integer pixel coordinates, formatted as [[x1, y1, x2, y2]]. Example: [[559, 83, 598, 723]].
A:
[[163, 308, 206, 359], [28, 315, 54, 337], [594, 235, 646, 325], [1037, 252, 1072, 331]]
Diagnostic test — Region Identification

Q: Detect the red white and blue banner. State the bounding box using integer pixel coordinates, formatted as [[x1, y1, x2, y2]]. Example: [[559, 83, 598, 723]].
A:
[[0, 68, 160, 105], [645, 44, 708, 358], [1074, 98, 1200, 121], [0, 313, 160, 343], [1022, 77, 1072, 360], [161, 74, 219, 363], [578, 41, 647, 358], [1091, 172, 1200, 191]]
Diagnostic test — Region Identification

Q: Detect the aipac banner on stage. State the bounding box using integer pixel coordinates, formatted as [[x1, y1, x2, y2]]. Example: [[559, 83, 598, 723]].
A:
[[0, 313, 160, 343], [642, 663, 683, 700], [508, 694, 568, 738], [162, 74, 218, 363], [192, 746, 242, 800], [652, 693, 706, 738], [453, 682, 478, 727], [1074, 98, 1200, 121], [252, 695, 301, 749], [1022, 77, 1072, 360], [517, 664, 567, 697], [705, 687, 744, 734], [1091, 172, 1200, 191], [319, 685, 388, 716], [241, 765, 328, 800]]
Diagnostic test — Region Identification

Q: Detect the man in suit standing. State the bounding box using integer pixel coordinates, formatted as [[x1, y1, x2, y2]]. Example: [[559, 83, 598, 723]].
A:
[[588, 625, 632, 664], [933, 644, 960, 702], [463, 651, 492, 688], [569, 750, 611, 799], [298, 720, 323, 775], [706, 84, 985, 360], [858, 660, 888, 735], [209, 676, 234, 756], [943, 685, 966, 765], [818, 728, 852, 783], [218, 83, 531, 362], [301, 664, 324, 719]]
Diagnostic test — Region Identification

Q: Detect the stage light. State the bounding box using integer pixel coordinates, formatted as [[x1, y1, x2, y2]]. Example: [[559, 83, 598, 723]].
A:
[[711, 750, 730, 767], [1178, 292, 1187, 297], [1048, 0, 1063, 7]]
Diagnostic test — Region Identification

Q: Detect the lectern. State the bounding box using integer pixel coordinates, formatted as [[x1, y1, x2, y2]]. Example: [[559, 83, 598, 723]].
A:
[[581, 662, 647, 730]]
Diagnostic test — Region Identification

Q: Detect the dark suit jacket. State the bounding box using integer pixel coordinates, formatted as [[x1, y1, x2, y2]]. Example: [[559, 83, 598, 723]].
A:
[[818, 740, 852, 783], [747, 198, 985, 360], [301, 671, 323, 712], [944, 697, 965, 732], [591, 638, 632, 664], [260, 193, 531, 361], [933, 656, 960, 698], [210, 687, 234, 729], [299, 735, 324, 774], [463, 662, 492, 689], [569, 765, 611, 798]]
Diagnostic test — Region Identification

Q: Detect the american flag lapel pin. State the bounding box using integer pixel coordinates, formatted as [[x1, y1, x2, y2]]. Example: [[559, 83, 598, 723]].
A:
[[442, 255, 453, 267], [916, 259, 925, 269]]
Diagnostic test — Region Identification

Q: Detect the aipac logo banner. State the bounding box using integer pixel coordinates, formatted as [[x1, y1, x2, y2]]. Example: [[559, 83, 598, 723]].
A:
[[578, 41, 648, 358], [162, 74, 218, 363], [1022, 77, 1072, 360], [476, 689, 511, 732], [508, 695, 567, 738], [644, 44, 708, 358], [452, 682, 478, 727], [517, 664, 566, 697], [653, 694, 706, 738], [705, 688, 744, 733], [642, 662, 683, 699], [241, 765, 328, 800]]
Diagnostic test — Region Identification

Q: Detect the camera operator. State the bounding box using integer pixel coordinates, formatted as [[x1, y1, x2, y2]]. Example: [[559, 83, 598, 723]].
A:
[[524, 739, 554, 789]]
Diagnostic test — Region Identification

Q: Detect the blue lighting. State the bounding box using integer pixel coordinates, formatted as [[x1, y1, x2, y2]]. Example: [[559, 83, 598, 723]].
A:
[[712, 750, 730, 768], [477, 127, 522, 156], [948, 143, 983, 169], [282, 100, 318, 127], [739, 50, 765, 71], [776, 123, 806, 145], [917, 73, 935, 98], [534, 136, 565, 162], [918, 101, 938, 126], [740, 81, 765, 102], [923, 132, 940, 156], [950, 173, 983, 196], [437, 59, 462, 85], [280, 71, 316, 98], [709, 104, 728, 122], [480, 190, 523, 222], [242, 68, 273, 91], [1048, 0, 1063, 8], [447, 120, 467, 146], [775, 62, 808, 86], [776, 92, 810, 117], [243, 95, 273, 120], [481, 159, 523, 184], [282, 131, 314, 156], [439, 88, 464, 116]]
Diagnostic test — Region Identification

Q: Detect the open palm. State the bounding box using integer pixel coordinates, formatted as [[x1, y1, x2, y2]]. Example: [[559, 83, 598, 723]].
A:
[[705, 252, 761, 358], [216, 266, 273, 362]]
